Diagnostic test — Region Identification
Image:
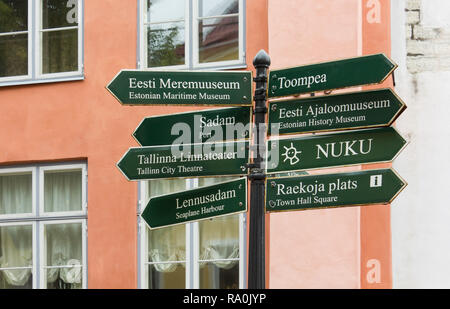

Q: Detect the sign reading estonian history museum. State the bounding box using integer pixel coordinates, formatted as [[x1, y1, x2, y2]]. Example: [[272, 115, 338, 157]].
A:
[[265, 169, 406, 212], [268, 88, 406, 135], [266, 127, 407, 174], [134, 106, 252, 146], [107, 70, 253, 106], [268, 54, 397, 98], [142, 178, 247, 229], [117, 140, 249, 180]]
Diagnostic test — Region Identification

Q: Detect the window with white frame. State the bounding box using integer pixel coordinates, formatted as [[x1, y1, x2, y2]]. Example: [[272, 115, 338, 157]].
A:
[[139, 0, 245, 70], [0, 163, 87, 289], [139, 177, 246, 289], [0, 0, 83, 86]]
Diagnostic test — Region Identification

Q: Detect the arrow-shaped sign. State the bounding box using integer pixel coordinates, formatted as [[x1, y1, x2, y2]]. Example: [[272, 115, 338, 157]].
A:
[[107, 70, 253, 106], [268, 88, 406, 135], [134, 106, 252, 146], [268, 54, 397, 98], [117, 140, 249, 180], [265, 168, 407, 212], [266, 127, 407, 174], [142, 178, 247, 229]]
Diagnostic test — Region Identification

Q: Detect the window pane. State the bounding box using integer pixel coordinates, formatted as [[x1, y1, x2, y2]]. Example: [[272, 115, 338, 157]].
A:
[[44, 169, 82, 213], [44, 223, 83, 289], [148, 225, 186, 263], [42, 29, 78, 74], [198, 16, 239, 63], [147, 0, 185, 23], [0, 172, 32, 215], [42, 0, 78, 29], [148, 178, 186, 198], [199, 262, 238, 289], [0, 225, 33, 289], [147, 22, 185, 67], [0, 33, 28, 78], [198, 0, 238, 17], [0, 0, 28, 33], [148, 263, 185, 289]]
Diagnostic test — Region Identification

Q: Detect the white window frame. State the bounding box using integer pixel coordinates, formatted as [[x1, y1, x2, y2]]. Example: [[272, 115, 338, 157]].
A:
[[138, 178, 246, 289], [138, 0, 246, 71], [0, 0, 84, 87]]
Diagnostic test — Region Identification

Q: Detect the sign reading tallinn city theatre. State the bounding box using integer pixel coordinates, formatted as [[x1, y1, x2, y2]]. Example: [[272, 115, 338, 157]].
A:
[[266, 127, 407, 174], [134, 106, 252, 146], [268, 88, 406, 135], [268, 54, 397, 98], [142, 178, 247, 229], [265, 169, 406, 212], [117, 140, 249, 180], [107, 70, 252, 106]]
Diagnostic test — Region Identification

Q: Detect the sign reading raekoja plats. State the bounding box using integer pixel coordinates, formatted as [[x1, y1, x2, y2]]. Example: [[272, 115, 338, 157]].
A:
[[107, 70, 252, 106]]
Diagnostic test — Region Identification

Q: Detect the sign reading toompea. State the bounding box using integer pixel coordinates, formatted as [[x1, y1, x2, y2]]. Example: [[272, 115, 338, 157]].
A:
[[265, 169, 406, 212], [107, 70, 253, 106], [142, 178, 247, 229]]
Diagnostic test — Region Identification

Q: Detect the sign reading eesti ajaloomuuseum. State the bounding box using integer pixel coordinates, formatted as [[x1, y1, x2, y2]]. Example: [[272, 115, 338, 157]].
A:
[[268, 88, 406, 135], [265, 169, 406, 212], [107, 70, 253, 106], [266, 127, 407, 174], [268, 54, 397, 98], [142, 178, 247, 229], [134, 106, 252, 146], [117, 140, 249, 180]]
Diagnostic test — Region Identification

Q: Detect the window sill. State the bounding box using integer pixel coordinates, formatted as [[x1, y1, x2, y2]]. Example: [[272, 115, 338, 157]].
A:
[[0, 74, 85, 88]]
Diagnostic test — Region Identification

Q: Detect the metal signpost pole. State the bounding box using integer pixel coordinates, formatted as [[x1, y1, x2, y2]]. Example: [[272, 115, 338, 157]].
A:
[[248, 50, 270, 289]]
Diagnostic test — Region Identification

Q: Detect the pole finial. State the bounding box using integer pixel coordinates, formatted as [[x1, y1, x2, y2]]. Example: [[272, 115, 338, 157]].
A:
[[253, 49, 271, 68]]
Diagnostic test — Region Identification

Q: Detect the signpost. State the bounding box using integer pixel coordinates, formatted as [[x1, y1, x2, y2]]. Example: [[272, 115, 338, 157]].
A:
[[268, 54, 397, 98], [141, 178, 247, 229], [134, 106, 252, 146], [268, 88, 406, 135], [266, 127, 407, 174], [117, 140, 249, 180], [265, 169, 406, 212], [107, 70, 253, 106]]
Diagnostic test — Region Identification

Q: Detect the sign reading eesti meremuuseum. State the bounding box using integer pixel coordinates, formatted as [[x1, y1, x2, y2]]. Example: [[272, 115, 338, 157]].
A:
[[265, 169, 406, 212], [268, 88, 406, 136], [107, 70, 253, 106], [142, 178, 247, 229], [268, 54, 397, 98], [134, 106, 252, 146], [117, 140, 249, 180], [266, 127, 407, 174]]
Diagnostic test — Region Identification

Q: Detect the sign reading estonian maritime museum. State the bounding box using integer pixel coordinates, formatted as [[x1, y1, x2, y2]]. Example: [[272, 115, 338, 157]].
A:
[[107, 70, 253, 106]]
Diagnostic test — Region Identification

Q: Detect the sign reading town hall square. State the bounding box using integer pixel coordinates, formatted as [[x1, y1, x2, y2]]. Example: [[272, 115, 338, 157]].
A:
[[266, 127, 407, 174], [142, 178, 247, 229], [117, 140, 249, 180], [107, 70, 253, 106], [265, 169, 406, 212]]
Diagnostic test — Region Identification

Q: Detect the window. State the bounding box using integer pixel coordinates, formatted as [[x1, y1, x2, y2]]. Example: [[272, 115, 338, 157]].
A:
[[0, 0, 83, 86], [0, 163, 87, 289], [139, 0, 245, 70], [138, 177, 246, 289]]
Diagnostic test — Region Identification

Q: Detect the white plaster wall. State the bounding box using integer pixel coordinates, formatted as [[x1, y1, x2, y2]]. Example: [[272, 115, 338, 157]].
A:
[[391, 0, 450, 288]]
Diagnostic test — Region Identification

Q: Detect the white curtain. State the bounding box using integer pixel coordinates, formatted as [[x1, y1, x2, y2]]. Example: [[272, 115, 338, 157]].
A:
[[44, 170, 81, 212], [0, 173, 33, 287]]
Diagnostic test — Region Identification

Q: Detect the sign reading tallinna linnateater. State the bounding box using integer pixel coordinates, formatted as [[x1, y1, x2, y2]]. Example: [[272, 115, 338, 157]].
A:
[[265, 169, 406, 212], [268, 54, 397, 98], [107, 70, 252, 106], [117, 140, 249, 180], [142, 178, 247, 229], [268, 88, 406, 135], [266, 127, 407, 174]]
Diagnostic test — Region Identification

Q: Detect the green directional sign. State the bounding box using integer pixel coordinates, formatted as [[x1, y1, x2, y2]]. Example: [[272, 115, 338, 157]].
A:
[[266, 127, 407, 174], [268, 88, 406, 135], [134, 106, 252, 146], [117, 140, 249, 180], [142, 178, 247, 229], [265, 168, 406, 212], [268, 54, 397, 98], [107, 70, 252, 106]]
